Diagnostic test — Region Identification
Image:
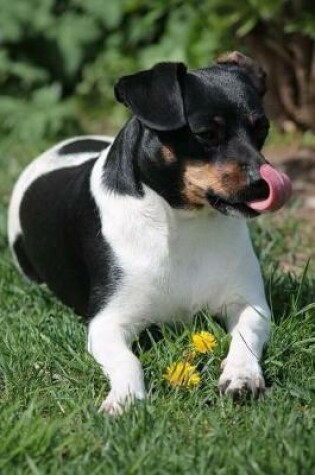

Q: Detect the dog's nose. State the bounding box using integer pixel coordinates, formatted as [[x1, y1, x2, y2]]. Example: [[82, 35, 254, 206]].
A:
[[246, 166, 261, 184]]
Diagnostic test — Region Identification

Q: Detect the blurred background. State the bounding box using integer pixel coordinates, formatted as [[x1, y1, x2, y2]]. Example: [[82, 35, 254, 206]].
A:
[[0, 0, 314, 264]]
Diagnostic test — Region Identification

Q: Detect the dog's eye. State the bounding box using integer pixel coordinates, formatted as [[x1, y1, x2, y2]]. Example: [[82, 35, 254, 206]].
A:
[[197, 129, 219, 143], [195, 119, 225, 148]]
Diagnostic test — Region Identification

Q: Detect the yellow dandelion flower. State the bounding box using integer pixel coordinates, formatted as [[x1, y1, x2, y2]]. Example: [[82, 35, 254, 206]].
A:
[[192, 331, 217, 354], [164, 361, 201, 387]]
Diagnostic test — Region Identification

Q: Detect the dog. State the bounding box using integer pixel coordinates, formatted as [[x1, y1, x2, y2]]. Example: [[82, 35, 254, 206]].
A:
[[8, 52, 292, 414]]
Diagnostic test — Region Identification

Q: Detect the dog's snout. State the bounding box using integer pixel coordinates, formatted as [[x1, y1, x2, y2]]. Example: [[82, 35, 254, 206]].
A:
[[246, 166, 261, 185]]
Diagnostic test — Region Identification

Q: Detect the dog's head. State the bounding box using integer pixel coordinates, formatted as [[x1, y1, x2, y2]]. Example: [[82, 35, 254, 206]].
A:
[[115, 52, 291, 217]]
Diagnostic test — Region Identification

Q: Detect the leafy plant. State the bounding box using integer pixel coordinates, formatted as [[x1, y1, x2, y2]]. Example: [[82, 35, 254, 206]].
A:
[[0, 0, 314, 144]]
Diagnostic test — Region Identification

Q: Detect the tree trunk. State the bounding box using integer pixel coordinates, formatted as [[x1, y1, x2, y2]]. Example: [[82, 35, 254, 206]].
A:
[[243, 27, 315, 132]]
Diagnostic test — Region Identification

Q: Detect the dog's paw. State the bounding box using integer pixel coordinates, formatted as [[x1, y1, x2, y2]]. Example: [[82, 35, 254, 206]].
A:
[[99, 390, 146, 416], [218, 358, 265, 398]]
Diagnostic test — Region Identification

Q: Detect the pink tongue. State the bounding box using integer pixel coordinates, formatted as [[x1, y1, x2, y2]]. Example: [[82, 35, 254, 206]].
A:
[[246, 164, 292, 213]]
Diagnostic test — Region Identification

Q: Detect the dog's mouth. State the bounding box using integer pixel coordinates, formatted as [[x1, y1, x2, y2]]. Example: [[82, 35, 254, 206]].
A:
[[207, 164, 292, 218], [207, 194, 260, 218]]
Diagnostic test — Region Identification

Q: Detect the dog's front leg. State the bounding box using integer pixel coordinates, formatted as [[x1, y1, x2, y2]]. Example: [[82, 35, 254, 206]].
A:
[[218, 300, 271, 397], [88, 313, 146, 415]]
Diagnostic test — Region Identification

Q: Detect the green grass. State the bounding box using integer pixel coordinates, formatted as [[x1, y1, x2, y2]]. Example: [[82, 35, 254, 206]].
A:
[[0, 142, 314, 474]]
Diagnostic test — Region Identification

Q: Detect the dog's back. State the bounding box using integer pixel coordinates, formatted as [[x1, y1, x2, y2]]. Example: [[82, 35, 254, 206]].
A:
[[8, 136, 113, 316]]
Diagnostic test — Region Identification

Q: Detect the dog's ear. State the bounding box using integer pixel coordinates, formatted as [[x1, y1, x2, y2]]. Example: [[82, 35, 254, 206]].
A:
[[216, 51, 267, 96], [114, 62, 187, 131]]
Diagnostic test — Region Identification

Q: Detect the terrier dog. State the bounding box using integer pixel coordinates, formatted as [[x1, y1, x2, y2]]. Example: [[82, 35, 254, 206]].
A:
[[8, 52, 291, 414]]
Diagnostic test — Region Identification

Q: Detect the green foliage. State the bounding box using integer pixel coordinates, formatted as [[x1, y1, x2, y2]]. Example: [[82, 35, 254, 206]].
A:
[[0, 0, 314, 143], [0, 86, 79, 144]]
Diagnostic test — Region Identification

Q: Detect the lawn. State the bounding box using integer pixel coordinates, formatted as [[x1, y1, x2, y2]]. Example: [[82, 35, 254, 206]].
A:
[[0, 142, 314, 475]]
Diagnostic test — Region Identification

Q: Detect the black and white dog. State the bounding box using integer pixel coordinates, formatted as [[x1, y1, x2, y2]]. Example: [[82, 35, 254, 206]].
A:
[[8, 52, 291, 414]]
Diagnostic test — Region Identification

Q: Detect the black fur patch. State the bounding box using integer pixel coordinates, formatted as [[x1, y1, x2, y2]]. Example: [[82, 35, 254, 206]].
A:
[[13, 235, 43, 283], [58, 139, 110, 155], [102, 119, 144, 198], [19, 159, 121, 318]]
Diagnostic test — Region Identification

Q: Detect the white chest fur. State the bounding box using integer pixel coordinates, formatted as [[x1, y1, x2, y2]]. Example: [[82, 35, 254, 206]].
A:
[[91, 152, 260, 325]]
